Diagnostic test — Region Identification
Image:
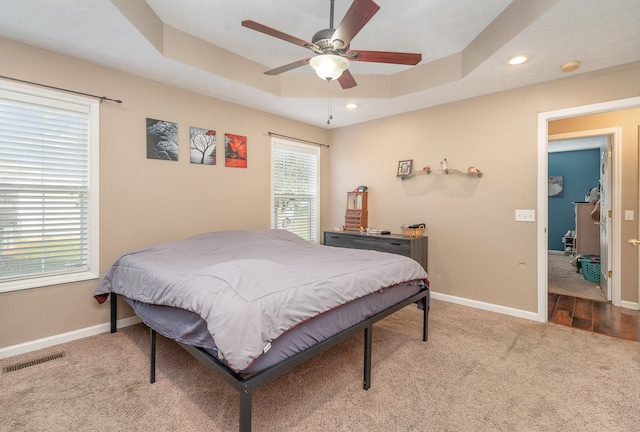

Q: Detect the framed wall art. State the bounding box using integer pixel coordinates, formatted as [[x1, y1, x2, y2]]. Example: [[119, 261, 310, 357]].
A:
[[190, 126, 216, 165], [224, 133, 247, 168], [146, 118, 178, 161], [397, 159, 413, 177], [549, 175, 563, 197]]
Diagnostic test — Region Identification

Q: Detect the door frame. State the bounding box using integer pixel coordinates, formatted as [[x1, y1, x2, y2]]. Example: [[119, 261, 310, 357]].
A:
[[548, 129, 616, 301], [537, 96, 640, 322]]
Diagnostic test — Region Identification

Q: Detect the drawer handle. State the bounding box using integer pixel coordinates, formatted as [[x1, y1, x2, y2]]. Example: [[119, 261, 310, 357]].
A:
[[390, 242, 402, 246]]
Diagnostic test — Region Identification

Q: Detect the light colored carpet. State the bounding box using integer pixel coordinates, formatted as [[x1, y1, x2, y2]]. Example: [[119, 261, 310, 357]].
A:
[[548, 253, 606, 302], [2, 300, 639, 432]]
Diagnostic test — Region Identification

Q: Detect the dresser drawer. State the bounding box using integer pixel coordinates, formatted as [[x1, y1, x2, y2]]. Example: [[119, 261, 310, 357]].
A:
[[352, 238, 411, 257], [324, 233, 357, 248], [323, 231, 427, 271]]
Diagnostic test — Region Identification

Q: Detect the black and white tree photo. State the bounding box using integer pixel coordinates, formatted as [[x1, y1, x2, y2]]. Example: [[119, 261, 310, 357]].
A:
[[190, 127, 216, 165]]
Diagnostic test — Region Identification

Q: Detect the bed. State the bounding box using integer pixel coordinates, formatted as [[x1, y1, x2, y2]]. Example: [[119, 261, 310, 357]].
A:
[[95, 229, 430, 431]]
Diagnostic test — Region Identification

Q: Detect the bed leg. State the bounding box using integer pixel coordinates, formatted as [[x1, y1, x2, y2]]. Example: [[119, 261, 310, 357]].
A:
[[423, 304, 429, 342], [363, 324, 372, 390], [239, 385, 252, 432], [110, 293, 118, 333], [150, 328, 157, 384]]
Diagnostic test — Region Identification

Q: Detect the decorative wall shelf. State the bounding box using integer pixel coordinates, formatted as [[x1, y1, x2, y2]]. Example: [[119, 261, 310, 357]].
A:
[[399, 167, 483, 180], [442, 168, 483, 177]]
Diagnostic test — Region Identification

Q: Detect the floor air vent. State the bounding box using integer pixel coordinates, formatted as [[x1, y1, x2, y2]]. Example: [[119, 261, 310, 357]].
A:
[[2, 351, 65, 373]]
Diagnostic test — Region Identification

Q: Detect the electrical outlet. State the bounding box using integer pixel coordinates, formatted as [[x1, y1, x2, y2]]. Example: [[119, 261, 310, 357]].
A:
[[515, 209, 535, 222]]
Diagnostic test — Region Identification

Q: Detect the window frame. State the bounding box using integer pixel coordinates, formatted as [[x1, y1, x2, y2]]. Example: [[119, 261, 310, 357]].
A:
[[0, 80, 100, 293], [270, 137, 320, 243]]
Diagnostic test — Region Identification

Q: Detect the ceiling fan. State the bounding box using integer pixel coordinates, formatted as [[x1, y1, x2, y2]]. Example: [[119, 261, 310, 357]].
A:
[[241, 0, 422, 89]]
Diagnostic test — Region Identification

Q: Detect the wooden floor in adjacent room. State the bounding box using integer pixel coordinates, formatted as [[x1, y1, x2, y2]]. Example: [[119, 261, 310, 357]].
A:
[[548, 293, 640, 342]]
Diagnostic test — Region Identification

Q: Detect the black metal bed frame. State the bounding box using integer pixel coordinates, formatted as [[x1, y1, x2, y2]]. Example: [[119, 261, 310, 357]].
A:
[[110, 287, 429, 432]]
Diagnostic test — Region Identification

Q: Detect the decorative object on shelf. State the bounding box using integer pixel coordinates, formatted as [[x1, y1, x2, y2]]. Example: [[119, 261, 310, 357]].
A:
[[401, 223, 426, 237], [549, 175, 563, 197], [441, 158, 448, 171], [345, 191, 368, 231], [444, 167, 483, 177], [356, 185, 368, 192], [467, 166, 480, 174], [422, 166, 431, 174], [397, 159, 413, 177]]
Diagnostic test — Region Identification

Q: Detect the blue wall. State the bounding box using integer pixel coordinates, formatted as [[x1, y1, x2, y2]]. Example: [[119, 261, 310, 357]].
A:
[[548, 149, 600, 251]]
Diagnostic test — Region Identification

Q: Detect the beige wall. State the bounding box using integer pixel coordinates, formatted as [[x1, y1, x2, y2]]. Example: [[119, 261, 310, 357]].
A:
[[2, 34, 639, 351], [549, 108, 640, 303], [0, 38, 329, 348], [327, 62, 640, 312]]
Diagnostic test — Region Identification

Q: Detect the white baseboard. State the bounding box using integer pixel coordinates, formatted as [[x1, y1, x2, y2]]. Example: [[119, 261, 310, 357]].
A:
[[5, 290, 626, 360], [0, 316, 141, 360], [620, 300, 640, 311], [430, 291, 539, 321]]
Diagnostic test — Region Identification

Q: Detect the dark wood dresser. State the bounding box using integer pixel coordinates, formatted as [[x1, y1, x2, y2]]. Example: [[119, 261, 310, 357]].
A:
[[323, 230, 427, 271]]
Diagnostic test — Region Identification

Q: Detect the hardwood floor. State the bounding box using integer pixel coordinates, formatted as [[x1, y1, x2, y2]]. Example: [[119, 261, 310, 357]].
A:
[[548, 293, 640, 342]]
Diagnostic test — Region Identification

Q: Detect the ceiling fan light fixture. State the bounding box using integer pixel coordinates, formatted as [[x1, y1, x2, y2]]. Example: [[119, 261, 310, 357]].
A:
[[310, 54, 350, 81]]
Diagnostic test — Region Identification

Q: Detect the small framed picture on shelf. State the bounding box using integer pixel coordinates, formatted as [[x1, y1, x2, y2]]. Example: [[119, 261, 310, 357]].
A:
[[397, 159, 413, 177]]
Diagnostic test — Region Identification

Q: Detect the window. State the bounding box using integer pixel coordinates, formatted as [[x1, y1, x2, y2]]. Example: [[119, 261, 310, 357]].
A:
[[0, 80, 99, 293], [271, 138, 320, 242]]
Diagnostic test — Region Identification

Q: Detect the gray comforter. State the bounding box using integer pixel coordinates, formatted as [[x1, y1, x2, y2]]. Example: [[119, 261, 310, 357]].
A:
[[94, 229, 428, 372]]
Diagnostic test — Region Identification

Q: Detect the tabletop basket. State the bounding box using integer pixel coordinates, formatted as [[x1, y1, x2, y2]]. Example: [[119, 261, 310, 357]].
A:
[[401, 224, 425, 237]]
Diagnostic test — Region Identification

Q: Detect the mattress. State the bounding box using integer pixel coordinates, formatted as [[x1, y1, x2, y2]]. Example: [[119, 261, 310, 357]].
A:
[[124, 280, 426, 373]]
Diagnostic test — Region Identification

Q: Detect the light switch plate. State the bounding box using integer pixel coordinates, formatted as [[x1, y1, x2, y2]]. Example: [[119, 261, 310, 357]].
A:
[[515, 209, 536, 222], [625, 210, 634, 221]]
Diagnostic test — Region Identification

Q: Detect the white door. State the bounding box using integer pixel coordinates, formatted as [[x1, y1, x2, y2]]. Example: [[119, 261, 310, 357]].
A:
[[599, 136, 611, 300]]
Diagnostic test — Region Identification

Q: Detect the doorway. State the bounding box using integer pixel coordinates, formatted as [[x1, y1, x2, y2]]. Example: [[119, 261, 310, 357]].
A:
[[536, 97, 640, 322], [547, 134, 609, 302]]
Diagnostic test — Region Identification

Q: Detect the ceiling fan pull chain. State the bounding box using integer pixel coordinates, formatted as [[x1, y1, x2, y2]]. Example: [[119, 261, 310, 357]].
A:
[[327, 79, 333, 124]]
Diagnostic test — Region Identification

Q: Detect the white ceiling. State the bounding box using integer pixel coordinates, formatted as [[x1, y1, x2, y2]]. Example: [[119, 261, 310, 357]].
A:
[[548, 136, 607, 153], [1, 0, 639, 129]]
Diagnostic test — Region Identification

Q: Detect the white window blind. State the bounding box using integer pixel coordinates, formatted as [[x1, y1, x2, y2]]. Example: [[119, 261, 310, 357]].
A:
[[271, 139, 320, 242], [0, 82, 99, 292]]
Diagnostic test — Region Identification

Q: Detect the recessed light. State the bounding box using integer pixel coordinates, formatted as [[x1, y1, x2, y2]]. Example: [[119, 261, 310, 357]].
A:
[[345, 103, 359, 110], [507, 55, 530, 65], [561, 61, 581, 72]]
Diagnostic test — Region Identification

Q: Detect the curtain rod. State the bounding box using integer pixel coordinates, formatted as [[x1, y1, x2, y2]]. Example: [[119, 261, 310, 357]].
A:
[[0, 75, 123, 104], [268, 132, 329, 148]]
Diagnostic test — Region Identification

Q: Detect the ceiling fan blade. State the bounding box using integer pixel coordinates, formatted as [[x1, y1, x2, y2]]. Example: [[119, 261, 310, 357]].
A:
[[349, 50, 422, 65], [264, 58, 311, 75], [331, 0, 380, 49], [338, 69, 357, 89], [242, 20, 319, 50]]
